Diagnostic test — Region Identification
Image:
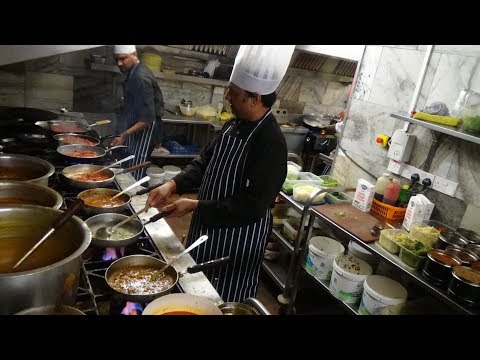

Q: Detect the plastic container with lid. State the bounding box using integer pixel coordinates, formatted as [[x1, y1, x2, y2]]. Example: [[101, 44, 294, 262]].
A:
[[358, 275, 408, 315], [348, 240, 378, 269], [163, 165, 181, 182], [329, 254, 373, 304], [378, 229, 411, 254], [374, 173, 391, 201], [305, 236, 345, 281], [146, 165, 165, 187]]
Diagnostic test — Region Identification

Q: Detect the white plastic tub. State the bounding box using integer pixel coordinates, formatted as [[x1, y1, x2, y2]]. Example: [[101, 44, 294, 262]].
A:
[[329, 254, 373, 304], [348, 240, 379, 269], [163, 165, 181, 182], [358, 275, 408, 315], [146, 166, 165, 187], [305, 236, 345, 281]]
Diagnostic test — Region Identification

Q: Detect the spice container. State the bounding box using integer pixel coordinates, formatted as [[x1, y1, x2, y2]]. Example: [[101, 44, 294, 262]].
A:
[[422, 249, 462, 287], [447, 266, 480, 306], [444, 246, 479, 266]]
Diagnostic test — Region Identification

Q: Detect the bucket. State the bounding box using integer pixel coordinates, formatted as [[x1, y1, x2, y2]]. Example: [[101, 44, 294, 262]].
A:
[[348, 240, 379, 270], [358, 275, 408, 315], [146, 166, 165, 187], [163, 165, 181, 182], [329, 254, 373, 304], [305, 236, 345, 281]]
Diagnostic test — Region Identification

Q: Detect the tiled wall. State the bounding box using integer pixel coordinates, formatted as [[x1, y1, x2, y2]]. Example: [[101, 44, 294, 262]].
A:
[[332, 45, 480, 230]]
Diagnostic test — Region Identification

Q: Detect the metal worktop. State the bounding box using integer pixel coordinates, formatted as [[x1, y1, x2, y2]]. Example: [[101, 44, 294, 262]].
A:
[[115, 173, 224, 306]]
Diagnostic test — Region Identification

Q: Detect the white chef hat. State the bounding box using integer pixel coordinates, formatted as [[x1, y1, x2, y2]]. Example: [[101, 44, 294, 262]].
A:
[[230, 45, 295, 95], [113, 45, 136, 54]]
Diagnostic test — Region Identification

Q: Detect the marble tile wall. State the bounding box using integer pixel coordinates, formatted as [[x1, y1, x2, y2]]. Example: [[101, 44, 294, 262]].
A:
[[336, 45, 480, 228]]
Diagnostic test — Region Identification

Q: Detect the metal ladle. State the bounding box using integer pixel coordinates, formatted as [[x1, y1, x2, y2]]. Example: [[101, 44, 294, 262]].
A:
[[90, 154, 135, 175], [157, 235, 209, 274], [109, 176, 150, 201], [95, 207, 147, 239]]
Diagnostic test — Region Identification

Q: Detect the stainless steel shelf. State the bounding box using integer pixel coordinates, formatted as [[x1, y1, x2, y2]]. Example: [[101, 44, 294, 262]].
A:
[[391, 112, 480, 145], [304, 268, 359, 315], [278, 191, 304, 214], [261, 260, 287, 291], [310, 207, 479, 315], [163, 118, 212, 125], [271, 228, 294, 254]]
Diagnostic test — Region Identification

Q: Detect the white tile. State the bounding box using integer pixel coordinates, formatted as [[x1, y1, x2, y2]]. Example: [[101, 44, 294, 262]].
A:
[[322, 82, 349, 106], [460, 203, 480, 233], [368, 47, 426, 110], [419, 45, 480, 58], [353, 45, 382, 102], [299, 78, 327, 103]]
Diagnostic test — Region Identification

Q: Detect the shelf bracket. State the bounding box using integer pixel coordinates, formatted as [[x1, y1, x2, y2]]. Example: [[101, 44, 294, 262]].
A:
[[423, 129, 439, 172]]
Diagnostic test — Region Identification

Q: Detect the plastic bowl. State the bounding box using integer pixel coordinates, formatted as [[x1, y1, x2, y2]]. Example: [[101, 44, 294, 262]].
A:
[[179, 104, 198, 116]]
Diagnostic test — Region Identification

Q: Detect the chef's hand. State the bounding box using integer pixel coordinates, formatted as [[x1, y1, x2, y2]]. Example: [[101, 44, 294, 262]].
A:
[[146, 180, 176, 209], [161, 198, 198, 218], [111, 133, 126, 146]]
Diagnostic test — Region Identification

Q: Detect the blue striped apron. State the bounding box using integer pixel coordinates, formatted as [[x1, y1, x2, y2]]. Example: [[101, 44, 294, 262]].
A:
[[123, 63, 157, 181], [186, 111, 273, 303]]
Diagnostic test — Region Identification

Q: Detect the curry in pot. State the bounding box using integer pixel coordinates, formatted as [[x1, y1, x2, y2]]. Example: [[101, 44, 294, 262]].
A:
[[0, 166, 44, 181]]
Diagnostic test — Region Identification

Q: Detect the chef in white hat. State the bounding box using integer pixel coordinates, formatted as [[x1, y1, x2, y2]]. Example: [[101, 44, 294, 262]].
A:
[[111, 45, 165, 180], [147, 45, 295, 303]]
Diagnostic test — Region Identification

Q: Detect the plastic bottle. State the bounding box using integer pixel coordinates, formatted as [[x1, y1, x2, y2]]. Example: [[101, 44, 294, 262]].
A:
[[397, 185, 410, 208], [374, 173, 391, 201], [382, 179, 401, 206]]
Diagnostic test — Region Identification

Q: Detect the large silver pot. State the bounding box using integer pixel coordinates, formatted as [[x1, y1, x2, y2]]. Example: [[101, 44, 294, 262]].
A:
[[0, 205, 91, 315], [0, 180, 62, 209], [0, 154, 55, 186]]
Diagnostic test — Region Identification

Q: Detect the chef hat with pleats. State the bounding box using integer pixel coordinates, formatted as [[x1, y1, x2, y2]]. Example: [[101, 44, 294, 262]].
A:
[[230, 45, 295, 95], [113, 45, 136, 54]]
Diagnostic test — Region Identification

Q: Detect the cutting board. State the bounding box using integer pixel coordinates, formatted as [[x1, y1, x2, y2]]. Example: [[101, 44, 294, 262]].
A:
[[313, 203, 388, 243]]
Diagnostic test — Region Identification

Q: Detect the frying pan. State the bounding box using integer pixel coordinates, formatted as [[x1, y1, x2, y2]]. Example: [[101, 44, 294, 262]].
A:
[[61, 161, 152, 189], [47, 119, 110, 134], [57, 144, 128, 164], [105, 254, 230, 303], [76, 181, 162, 215]]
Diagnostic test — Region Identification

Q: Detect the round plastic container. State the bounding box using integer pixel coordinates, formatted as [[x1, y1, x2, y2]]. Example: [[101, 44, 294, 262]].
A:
[[348, 240, 379, 270], [305, 236, 345, 281], [358, 275, 408, 315], [163, 165, 181, 182], [146, 166, 165, 187], [329, 254, 373, 304]]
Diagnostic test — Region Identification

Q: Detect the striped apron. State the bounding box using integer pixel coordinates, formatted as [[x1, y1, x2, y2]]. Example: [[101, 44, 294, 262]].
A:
[[186, 111, 273, 303], [123, 64, 157, 181]]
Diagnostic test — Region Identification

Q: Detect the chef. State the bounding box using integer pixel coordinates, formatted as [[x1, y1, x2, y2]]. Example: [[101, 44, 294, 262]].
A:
[[146, 45, 295, 302], [111, 45, 164, 180]]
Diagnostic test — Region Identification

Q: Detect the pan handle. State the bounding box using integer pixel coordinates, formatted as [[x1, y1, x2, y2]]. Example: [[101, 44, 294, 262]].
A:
[[144, 209, 174, 224], [186, 256, 230, 274], [121, 161, 152, 175], [106, 145, 128, 152], [135, 180, 163, 195], [99, 134, 121, 142]]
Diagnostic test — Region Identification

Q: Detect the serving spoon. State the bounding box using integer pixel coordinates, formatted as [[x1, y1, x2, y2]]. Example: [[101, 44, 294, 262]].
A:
[[95, 207, 147, 239], [109, 176, 150, 201]]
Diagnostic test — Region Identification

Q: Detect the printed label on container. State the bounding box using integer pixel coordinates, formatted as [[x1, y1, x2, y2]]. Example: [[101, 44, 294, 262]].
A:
[[358, 290, 381, 315], [329, 268, 365, 303], [305, 253, 334, 281]]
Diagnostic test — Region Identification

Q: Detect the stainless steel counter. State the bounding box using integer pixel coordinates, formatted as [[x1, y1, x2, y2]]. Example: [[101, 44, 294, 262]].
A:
[[115, 172, 224, 306]]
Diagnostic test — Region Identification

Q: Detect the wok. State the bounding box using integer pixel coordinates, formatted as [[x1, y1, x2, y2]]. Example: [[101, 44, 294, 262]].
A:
[[57, 144, 128, 164], [0, 154, 55, 186], [0, 180, 62, 209], [143, 293, 223, 315], [85, 213, 144, 247], [105, 254, 230, 303], [0, 106, 58, 127], [61, 161, 152, 189]]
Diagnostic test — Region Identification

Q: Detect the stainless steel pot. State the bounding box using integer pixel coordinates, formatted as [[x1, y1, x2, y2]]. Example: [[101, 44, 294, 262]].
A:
[[15, 305, 85, 315], [0, 180, 62, 209], [77, 188, 130, 215], [85, 213, 144, 247], [0, 154, 55, 186], [0, 205, 91, 315]]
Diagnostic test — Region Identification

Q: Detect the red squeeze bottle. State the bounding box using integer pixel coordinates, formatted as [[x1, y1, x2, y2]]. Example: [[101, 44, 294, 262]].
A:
[[382, 180, 401, 206]]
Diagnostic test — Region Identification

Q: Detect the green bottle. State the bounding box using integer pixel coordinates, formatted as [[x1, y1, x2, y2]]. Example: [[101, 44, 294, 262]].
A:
[[397, 185, 410, 208]]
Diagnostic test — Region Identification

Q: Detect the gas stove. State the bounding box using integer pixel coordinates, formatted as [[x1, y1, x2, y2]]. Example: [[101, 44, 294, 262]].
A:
[[48, 169, 182, 315]]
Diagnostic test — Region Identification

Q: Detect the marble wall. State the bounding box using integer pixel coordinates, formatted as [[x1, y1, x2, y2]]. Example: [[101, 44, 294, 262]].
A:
[[333, 45, 480, 228]]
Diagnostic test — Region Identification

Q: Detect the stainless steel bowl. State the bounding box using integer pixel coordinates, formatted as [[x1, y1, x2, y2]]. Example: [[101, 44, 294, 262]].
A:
[[436, 232, 469, 250], [218, 302, 259, 315], [0, 181, 62, 209], [457, 228, 480, 245], [445, 246, 479, 266], [448, 266, 480, 306], [0, 154, 54, 186], [16, 305, 85, 315]]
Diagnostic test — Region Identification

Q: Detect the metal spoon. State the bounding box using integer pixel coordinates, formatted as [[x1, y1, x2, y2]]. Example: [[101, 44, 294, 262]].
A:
[[95, 207, 147, 239], [157, 235, 208, 274], [13, 198, 84, 269], [109, 176, 150, 201], [90, 154, 135, 175]]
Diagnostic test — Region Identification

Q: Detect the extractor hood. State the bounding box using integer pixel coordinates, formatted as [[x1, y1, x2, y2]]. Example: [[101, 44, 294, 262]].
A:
[[0, 45, 104, 66], [295, 45, 364, 62]]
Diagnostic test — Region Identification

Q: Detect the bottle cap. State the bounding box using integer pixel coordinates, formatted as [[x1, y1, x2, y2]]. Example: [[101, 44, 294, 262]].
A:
[[402, 185, 409, 190]]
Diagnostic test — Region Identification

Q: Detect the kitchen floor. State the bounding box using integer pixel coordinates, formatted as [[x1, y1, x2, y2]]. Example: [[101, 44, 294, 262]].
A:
[[164, 193, 345, 315]]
